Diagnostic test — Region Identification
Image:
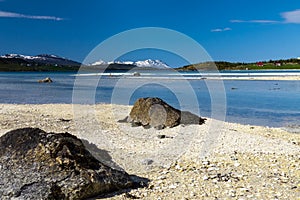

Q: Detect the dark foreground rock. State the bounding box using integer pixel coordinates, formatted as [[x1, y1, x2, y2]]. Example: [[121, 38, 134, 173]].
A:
[[125, 97, 206, 129], [0, 128, 146, 199]]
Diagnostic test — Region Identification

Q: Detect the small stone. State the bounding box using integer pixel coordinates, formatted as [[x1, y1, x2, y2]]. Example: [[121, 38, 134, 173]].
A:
[[175, 164, 181, 170], [148, 184, 154, 189], [160, 170, 169, 175], [157, 175, 167, 180], [207, 167, 219, 171], [63, 126, 70, 129], [202, 160, 210, 165], [142, 159, 154, 165], [38, 77, 53, 83], [230, 156, 238, 161], [156, 180, 163, 185], [203, 175, 209, 180], [190, 191, 196, 196], [234, 162, 241, 167], [238, 187, 249, 192], [212, 179, 218, 183], [133, 72, 141, 76], [281, 177, 289, 183], [157, 134, 166, 139], [169, 184, 177, 189]]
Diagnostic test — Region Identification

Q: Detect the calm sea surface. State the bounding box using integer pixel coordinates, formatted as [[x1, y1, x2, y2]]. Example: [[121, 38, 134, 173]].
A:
[[0, 71, 300, 128]]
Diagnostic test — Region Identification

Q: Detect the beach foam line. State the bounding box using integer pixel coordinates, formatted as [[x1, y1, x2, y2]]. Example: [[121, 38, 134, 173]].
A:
[[72, 72, 300, 76], [71, 72, 300, 80]]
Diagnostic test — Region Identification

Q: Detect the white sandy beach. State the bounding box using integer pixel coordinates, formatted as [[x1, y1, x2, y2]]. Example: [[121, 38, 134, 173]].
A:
[[210, 75, 300, 80], [0, 103, 299, 199]]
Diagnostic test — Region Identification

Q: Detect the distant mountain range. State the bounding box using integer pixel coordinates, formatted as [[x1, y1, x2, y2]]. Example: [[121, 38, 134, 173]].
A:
[[1, 53, 300, 71], [0, 54, 171, 71], [90, 59, 170, 69], [0, 54, 81, 66]]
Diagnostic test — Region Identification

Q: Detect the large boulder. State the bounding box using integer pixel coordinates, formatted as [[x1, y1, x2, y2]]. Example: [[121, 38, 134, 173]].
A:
[[0, 128, 143, 199], [127, 97, 205, 129], [128, 97, 181, 129]]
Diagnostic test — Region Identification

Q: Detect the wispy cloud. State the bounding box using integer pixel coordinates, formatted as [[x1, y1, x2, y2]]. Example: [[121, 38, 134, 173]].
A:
[[230, 19, 279, 24], [211, 27, 232, 32], [0, 10, 65, 21], [231, 9, 300, 24], [281, 9, 300, 23]]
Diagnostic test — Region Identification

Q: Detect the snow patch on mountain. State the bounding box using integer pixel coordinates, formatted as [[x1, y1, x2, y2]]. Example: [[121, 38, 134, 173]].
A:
[[133, 59, 170, 69], [0, 54, 39, 59], [90, 60, 107, 66], [90, 59, 170, 69], [0, 54, 65, 60]]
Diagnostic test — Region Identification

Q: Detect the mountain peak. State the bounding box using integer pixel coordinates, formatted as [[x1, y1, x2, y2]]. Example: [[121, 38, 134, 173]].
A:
[[36, 54, 65, 59], [90, 59, 170, 69], [133, 59, 170, 68]]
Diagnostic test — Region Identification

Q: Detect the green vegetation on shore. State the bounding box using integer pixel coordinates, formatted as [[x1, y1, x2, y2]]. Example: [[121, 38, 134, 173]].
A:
[[176, 58, 300, 71]]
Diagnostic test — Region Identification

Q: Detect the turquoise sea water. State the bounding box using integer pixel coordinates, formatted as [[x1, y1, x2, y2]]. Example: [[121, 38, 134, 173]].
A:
[[0, 71, 299, 128]]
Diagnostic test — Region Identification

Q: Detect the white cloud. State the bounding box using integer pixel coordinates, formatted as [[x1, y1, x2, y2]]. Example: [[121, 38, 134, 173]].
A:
[[211, 28, 223, 32], [231, 9, 300, 24], [211, 27, 232, 32], [281, 9, 300, 23], [0, 10, 64, 21]]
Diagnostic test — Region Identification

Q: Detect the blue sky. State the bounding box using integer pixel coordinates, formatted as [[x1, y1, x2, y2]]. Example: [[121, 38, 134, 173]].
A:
[[1, 0, 300, 67]]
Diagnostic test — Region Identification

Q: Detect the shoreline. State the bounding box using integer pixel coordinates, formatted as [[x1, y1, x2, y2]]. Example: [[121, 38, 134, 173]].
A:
[[1, 103, 299, 199], [72, 72, 300, 81], [2, 70, 300, 81]]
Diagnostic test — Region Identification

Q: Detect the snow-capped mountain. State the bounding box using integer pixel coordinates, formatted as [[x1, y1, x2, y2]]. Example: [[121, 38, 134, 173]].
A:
[[0, 54, 81, 66], [1, 54, 62, 60], [0, 54, 40, 60], [133, 59, 170, 69], [90, 59, 170, 69], [90, 59, 107, 66]]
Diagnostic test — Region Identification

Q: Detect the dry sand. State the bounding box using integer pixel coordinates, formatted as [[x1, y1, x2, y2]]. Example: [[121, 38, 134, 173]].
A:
[[0, 104, 299, 199]]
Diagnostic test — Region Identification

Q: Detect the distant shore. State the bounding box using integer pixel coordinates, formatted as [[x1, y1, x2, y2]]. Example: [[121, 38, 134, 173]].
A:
[[0, 103, 299, 199], [207, 75, 300, 80]]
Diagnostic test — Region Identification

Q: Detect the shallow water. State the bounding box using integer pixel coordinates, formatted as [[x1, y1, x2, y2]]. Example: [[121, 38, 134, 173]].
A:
[[0, 71, 299, 128]]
